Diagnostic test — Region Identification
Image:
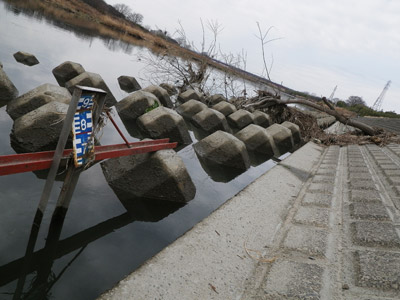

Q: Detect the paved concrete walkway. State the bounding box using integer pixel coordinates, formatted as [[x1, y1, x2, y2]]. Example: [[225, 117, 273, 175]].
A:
[[98, 142, 400, 300]]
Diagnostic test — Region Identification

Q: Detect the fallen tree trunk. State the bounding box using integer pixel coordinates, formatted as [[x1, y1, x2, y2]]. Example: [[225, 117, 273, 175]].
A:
[[243, 96, 377, 136]]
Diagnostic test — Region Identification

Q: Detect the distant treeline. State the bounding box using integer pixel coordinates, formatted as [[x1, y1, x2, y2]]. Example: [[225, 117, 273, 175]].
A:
[[336, 101, 400, 118], [80, 0, 125, 18]]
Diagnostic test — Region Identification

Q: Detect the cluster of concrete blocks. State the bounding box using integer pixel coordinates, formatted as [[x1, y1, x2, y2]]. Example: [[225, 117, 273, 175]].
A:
[[5, 60, 118, 153], [174, 95, 301, 182], [1, 59, 301, 213], [1, 61, 198, 210], [114, 83, 301, 181]]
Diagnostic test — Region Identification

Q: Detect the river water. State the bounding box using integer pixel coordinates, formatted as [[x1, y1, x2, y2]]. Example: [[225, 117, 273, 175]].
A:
[[0, 2, 282, 299]]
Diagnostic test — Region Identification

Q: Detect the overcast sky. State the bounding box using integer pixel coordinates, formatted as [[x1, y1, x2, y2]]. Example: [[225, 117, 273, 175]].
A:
[[106, 0, 399, 112]]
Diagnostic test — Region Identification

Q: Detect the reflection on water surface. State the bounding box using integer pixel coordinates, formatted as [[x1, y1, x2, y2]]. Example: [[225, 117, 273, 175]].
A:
[[0, 2, 281, 299]]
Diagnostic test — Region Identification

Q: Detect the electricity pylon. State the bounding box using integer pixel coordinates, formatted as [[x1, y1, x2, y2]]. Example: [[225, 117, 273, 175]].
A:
[[372, 81, 391, 111]]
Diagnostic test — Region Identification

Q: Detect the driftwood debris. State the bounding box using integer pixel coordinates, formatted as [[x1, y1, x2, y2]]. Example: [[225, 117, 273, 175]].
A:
[[242, 95, 376, 136]]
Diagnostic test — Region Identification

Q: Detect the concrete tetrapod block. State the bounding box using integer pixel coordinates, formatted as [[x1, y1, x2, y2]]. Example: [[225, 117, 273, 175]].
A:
[[211, 101, 237, 117], [142, 85, 173, 108], [65, 71, 116, 107], [206, 94, 226, 106], [265, 123, 294, 157], [235, 124, 277, 166], [253, 110, 272, 128], [177, 89, 203, 103], [159, 83, 178, 96], [0, 64, 18, 106], [193, 131, 250, 182], [191, 108, 231, 137], [52, 61, 85, 87], [101, 148, 196, 205], [226, 109, 255, 131], [10, 101, 69, 153], [13, 51, 39, 66], [281, 121, 302, 146], [137, 106, 192, 148], [176, 99, 207, 119], [117, 75, 141, 93], [116, 90, 160, 121], [116, 91, 161, 138], [6, 83, 71, 120]]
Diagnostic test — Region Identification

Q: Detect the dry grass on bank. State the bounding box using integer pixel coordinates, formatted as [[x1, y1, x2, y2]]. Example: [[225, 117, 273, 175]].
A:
[[6, 0, 184, 54]]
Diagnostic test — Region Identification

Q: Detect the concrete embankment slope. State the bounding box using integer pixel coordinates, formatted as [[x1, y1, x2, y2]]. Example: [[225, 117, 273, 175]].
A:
[[99, 142, 400, 300]]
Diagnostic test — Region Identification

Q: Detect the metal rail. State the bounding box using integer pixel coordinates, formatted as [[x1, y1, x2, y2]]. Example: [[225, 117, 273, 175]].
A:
[[0, 139, 177, 176]]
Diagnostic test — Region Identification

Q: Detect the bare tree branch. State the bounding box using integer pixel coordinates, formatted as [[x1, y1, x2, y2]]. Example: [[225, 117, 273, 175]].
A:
[[255, 22, 281, 81]]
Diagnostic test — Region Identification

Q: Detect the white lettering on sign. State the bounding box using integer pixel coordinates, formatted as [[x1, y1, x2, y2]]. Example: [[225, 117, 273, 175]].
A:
[[76, 95, 94, 110]]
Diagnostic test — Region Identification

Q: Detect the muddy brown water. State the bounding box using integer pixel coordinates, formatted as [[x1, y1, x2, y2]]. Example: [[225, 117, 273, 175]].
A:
[[0, 2, 285, 299]]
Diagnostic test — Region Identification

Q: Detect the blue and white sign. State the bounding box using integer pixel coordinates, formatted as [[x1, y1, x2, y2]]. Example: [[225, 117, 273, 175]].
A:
[[72, 94, 95, 167]]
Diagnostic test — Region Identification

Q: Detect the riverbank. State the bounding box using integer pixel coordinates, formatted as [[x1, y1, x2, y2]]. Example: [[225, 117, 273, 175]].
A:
[[98, 141, 400, 300], [2, 0, 170, 52]]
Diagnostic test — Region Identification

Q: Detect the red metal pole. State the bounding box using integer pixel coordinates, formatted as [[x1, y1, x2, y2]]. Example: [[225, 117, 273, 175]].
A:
[[106, 110, 131, 148], [0, 139, 177, 176]]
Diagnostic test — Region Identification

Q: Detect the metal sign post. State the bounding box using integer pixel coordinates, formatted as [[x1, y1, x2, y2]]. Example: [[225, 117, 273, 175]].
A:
[[6, 85, 179, 299], [13, 86, 107, 300]]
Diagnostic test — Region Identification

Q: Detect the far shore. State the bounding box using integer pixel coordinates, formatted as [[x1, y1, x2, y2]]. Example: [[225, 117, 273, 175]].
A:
[[3, 0, 320, 101]]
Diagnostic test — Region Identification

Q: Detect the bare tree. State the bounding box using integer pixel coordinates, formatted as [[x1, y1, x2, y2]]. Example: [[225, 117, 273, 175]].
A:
[[346, 96, 366, 106], [216, 49, 248, 99], [140, 19, 224, 94], [113, 3, 143, 25], [127, 12, 143, 24], [113, 3, 130, 16], [255, 22, 281, 81]]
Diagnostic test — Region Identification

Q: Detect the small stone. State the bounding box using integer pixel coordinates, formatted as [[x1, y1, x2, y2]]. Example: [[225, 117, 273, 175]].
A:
[[13, 51, 39, 66], [342, 284, 349, 290]]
